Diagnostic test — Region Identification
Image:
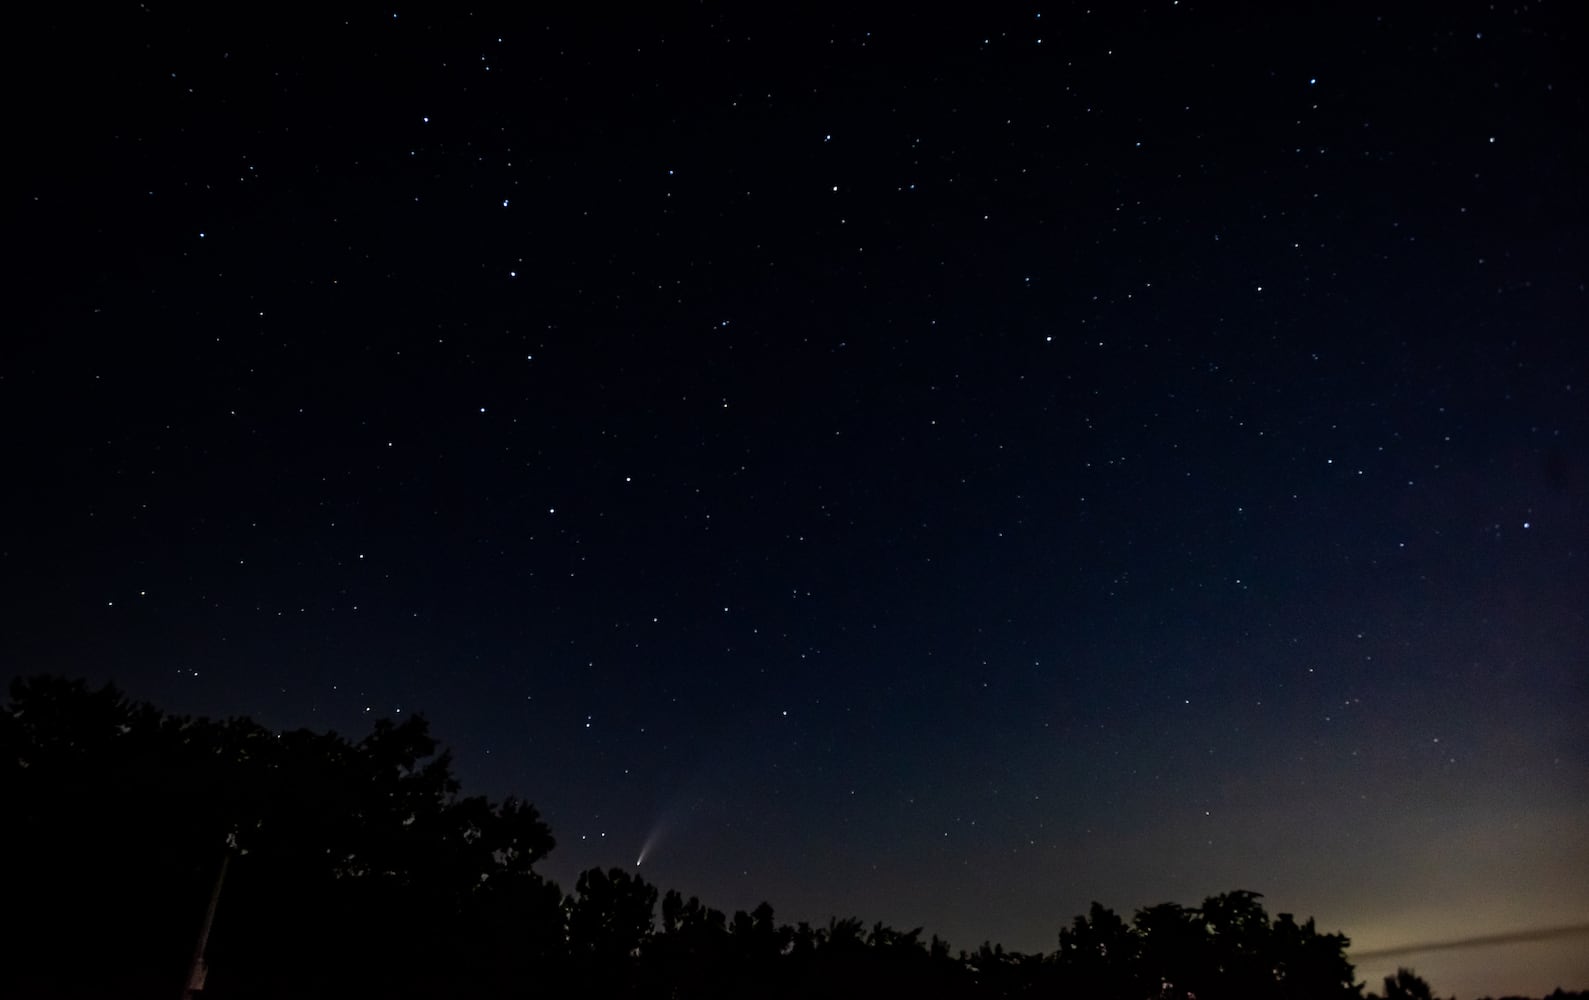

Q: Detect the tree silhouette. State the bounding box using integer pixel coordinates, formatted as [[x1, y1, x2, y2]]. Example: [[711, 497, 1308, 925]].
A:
[[568, 866, 658, 960], [2, 675, 1476, 1000], [1, 675, 558, 999], [1134, 900, 1211, 997], [1371, 967, 1439, 1000], [1056, 901, 1141, 998], [1271, 911, 1359, 1000], [565, 866, 658, 995]]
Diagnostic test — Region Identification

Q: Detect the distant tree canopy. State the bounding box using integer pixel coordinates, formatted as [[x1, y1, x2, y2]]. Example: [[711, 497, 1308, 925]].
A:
[[1369, 967, 1439, 1000], [0, 675, 1421, 999]]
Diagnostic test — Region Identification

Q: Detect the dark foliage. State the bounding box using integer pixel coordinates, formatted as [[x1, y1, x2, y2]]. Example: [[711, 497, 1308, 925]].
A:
[[1365, 969, 1589, 1000], [1, 676, 1556, 1000], [1, 676, 554, 999], [1369, 967, 1440, 1000]]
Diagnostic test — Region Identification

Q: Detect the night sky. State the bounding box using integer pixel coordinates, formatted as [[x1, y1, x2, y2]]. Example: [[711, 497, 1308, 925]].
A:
[[6, 4, 1587, 996]]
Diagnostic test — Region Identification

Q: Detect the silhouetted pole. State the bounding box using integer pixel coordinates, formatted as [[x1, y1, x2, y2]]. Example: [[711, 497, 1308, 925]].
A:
[[181, 850, 230, 999]]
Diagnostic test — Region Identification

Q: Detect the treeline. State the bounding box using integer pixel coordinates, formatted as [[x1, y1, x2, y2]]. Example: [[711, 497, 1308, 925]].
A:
[[0, 676, 1557, 999]]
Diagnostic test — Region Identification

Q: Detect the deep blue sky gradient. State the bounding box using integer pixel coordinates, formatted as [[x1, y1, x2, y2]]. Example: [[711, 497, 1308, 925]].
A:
[[6, 4, 1587, 995]]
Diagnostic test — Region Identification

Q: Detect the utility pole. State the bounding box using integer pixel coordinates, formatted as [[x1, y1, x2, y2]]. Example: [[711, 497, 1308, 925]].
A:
[[181, 849, 231, 999]]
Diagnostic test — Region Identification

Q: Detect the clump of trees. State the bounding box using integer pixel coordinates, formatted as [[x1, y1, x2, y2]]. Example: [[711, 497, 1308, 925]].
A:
[[1, 675, 555, 999], [0, 675, 1540, 1000]]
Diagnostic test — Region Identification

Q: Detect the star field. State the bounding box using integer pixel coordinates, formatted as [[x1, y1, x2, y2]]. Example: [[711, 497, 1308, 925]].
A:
[[5, 5, 1587, 996]]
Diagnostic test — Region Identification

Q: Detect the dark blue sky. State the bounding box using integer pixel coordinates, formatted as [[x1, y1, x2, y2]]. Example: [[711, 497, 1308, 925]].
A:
[[6, 4, 1586, 995]]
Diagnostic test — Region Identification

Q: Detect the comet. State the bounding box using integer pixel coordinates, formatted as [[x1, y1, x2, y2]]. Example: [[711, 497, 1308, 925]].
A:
[[635, 818, 669, 869]]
